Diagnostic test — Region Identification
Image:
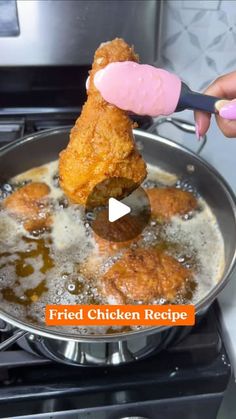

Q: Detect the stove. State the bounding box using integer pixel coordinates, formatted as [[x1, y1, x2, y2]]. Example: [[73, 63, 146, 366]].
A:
[[0, 92, 231, 419], [0, 107, 231, 419], [0, 303, 231, 419], [0, 108, 153, 149]]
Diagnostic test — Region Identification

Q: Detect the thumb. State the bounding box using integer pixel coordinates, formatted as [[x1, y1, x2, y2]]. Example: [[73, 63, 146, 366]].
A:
[[214, 99, 236, 138], [215, 99, 236, 119], [194, 99, 236, 138]]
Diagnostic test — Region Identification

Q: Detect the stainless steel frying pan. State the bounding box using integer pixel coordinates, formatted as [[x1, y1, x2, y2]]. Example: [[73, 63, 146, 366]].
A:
[[0, 123, 235, 366]]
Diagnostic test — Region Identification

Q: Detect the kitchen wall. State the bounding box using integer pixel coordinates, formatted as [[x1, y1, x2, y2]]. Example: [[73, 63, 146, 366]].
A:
[[160, 0, 236, 91], [158, 1, 236, 383], [156, 0, 236, 194]]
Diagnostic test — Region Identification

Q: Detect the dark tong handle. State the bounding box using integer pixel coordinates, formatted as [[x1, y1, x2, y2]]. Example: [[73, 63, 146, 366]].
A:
[[176, 82, 222, 114]]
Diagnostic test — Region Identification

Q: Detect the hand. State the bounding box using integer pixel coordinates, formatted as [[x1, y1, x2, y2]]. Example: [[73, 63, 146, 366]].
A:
[[195, 71, 236, 138]]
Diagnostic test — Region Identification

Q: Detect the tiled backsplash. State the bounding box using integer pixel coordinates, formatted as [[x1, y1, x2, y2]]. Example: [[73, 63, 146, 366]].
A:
[[155, 1, 236, 381], [155, 2, 236, 396], [160, 0, 236, 91], [153, 0, 236, 198]]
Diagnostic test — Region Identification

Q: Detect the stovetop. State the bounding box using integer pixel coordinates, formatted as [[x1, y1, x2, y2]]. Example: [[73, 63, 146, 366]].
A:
[[0, 107, 153, 149], [0, 107, 80, 147], [0, 108, 232, 418], [0, 304, 231, 419]]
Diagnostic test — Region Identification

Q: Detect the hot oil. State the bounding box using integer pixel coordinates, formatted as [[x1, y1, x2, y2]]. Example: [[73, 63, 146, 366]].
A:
[[2, 280, 48, 306], [0, 160, 225, 335], [0, 236, 53, 306], [15, 237, 54, 276], [64, 271, 101, 305]]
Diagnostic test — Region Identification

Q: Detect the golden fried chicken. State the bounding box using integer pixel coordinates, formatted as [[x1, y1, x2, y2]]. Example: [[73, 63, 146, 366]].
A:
[[101, 248, 194, 304], [94, 232, 139, 257], [59, 38, 147, 206], [3, 182, 51, 232], [79, 232, 139, 282], [147, 187, 197, 221]]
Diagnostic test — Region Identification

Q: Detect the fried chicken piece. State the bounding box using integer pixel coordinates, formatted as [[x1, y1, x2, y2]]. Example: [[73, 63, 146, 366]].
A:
[[101, 248, 194, 304], [81, 229, 139, 278], [94, 232, 139, 257], [59, 38, 147, 206], [80, 230, 140, 281], [146, 188, 197, 221], [3, 183, 51, 232]]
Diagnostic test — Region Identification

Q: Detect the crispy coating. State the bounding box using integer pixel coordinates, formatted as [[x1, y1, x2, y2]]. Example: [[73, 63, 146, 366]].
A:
[[80, 231, 140, 280], [94, 232, 139, 257], [3, 183, 51, 232], [101, 248, 194, 303], [147, 187, 197, 221], [59, 38, 147, 205]]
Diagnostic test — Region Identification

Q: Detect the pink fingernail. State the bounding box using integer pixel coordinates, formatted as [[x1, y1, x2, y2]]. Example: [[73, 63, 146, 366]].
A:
[[195, 121, 201, 141], [219, 101, 236, 120]]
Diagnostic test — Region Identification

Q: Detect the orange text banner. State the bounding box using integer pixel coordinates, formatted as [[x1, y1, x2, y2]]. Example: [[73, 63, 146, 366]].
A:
[[45, 305, 195, 327]]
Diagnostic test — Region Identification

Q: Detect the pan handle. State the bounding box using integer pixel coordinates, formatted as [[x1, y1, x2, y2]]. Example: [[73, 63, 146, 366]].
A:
[[147, 117, 207, 155], [0, 328, 28, 351]]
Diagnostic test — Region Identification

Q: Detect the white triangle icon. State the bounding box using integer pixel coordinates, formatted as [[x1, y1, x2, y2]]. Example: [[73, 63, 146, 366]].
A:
[[108, 197, 131, 222]]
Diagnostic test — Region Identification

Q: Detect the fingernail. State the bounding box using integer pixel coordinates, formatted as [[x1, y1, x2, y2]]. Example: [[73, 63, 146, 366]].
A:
[[219, 99, 236, 120], [214, 99, 228, 112], [195, 121, 201, 141]]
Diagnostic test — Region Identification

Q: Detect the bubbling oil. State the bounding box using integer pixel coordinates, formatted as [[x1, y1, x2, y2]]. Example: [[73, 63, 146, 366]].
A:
[[0, 161, 225, 335]]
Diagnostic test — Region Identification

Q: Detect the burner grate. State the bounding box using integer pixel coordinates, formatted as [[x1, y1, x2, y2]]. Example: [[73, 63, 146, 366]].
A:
[[0, 108, 153, 148]]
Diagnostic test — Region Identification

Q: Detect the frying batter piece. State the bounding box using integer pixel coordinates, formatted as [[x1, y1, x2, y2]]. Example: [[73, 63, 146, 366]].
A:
[[59, 38, 147, 205], [3, 182, 51, 232], [101, 248, 194, 304], [147, 187, 197, 221]]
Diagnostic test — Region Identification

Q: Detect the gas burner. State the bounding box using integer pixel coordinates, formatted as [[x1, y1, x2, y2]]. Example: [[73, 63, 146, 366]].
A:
[[0, 108, 80, 147], [0, 108, 153, 148]]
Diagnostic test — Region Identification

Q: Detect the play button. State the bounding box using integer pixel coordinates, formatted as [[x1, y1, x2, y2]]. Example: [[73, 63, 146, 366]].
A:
[[85, 177, 151, 242], [108, 198, 130, 222]]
